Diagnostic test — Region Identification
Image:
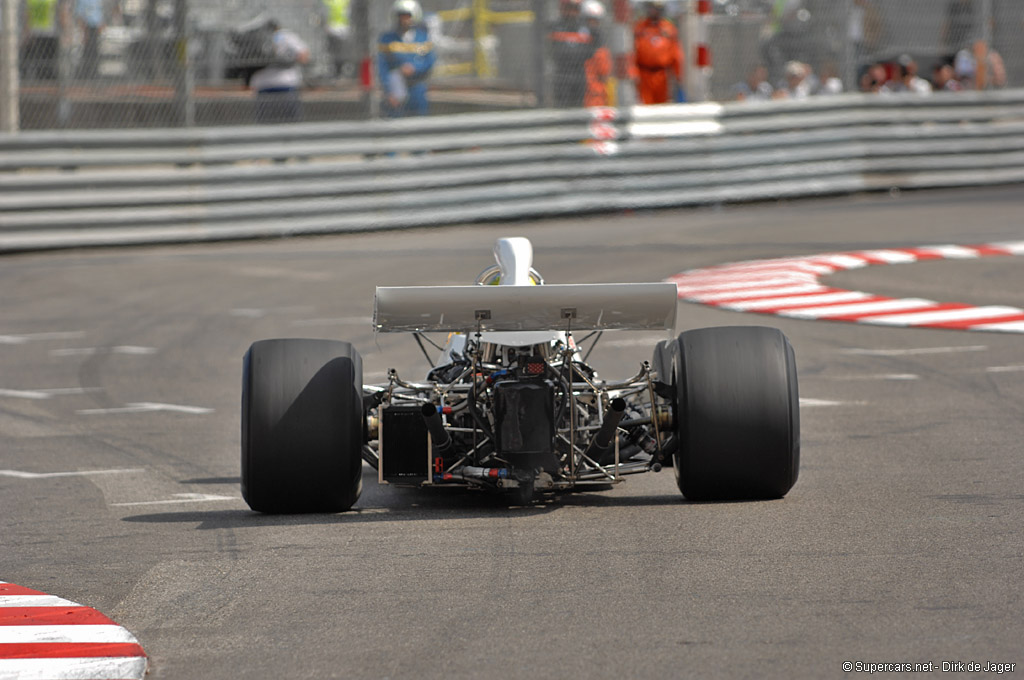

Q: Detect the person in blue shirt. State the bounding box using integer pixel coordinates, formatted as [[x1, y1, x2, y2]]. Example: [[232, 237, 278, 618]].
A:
[[377, 0, 436, 117], [74, 0, 104, 78]]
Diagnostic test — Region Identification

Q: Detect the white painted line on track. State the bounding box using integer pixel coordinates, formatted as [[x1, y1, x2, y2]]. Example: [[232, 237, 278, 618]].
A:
[[77, 402, 213, 415], [667, 241, 1024, 333], [839, 345, 988, 356], [50, 346, 156, 357], [0, 332, 85, 345], [821, 374, 920, 381], [0, 389, 55, 400], [0, 468, 143, 479], [986, 365, 1024, 373], [799, 398, 858, 407], [0, 387, 101, 400], [110, 493, 238, 507]]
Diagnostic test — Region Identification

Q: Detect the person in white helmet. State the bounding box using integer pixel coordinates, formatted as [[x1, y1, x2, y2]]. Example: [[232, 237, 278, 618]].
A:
[[378, 0, 436, 117]]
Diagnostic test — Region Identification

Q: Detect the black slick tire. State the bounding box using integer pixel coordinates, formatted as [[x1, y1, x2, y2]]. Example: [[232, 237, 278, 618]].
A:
[[672, 326, 800, 501], [651, 339, 672, 384], [241, 338, 364, 513]]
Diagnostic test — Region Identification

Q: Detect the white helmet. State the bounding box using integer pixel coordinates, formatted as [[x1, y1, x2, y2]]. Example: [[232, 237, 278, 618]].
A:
[[393, 0, 422, 23], [582, 0, 606, 19]]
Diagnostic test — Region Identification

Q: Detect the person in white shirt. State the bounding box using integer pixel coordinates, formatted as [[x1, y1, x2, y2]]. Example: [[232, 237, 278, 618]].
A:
[[250, 19, 310, 123]]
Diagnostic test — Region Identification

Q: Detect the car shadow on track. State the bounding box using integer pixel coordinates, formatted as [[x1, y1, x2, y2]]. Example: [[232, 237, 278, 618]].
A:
[[120, 470, 686, 530]]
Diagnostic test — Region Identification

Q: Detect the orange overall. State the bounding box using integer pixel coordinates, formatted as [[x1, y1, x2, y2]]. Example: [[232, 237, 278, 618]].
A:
[[633, 17, 683, 104], [584, 45, 612, 107]]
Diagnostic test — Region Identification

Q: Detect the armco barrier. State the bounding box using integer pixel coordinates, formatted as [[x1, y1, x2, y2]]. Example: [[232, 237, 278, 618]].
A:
[[1, 91, 1023, 252]]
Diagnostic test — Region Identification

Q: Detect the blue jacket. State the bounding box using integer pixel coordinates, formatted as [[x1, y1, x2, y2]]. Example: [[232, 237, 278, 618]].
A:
[[378, 25, 436, 86]]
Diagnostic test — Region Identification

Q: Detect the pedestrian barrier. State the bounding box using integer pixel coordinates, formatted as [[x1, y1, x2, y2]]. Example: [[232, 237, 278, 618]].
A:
[[1, 90, 1023, 252]]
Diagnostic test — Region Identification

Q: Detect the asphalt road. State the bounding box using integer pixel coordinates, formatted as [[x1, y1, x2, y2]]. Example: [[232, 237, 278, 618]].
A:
[[2, 186, 1022, 679]]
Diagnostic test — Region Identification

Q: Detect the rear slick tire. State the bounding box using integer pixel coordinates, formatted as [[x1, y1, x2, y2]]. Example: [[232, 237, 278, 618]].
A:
[[651, 339, 672, 384], [242, 338, 364, 513], [672, 326, 799, 501]]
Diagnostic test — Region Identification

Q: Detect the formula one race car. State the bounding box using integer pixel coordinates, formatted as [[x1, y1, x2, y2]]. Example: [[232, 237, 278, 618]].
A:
[[241, 238, 799, 512]]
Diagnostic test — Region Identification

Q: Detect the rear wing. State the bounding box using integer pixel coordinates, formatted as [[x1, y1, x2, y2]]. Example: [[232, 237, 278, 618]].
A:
[[373, 283, 678, 333]]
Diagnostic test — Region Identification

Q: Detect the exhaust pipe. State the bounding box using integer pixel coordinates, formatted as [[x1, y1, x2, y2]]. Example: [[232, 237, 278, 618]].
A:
[[585, 398, 626, 459], [421, 403, 453, 453]]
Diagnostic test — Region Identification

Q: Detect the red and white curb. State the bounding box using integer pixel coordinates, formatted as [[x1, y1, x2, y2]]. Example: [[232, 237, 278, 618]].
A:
[[0, 581, 147, 680], [667, 241, 1024, 333]]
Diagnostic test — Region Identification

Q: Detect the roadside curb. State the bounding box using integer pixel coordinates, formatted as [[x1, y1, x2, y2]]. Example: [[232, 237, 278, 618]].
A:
[[0, 581, 147, 680], [668, 241, 1024, 333]]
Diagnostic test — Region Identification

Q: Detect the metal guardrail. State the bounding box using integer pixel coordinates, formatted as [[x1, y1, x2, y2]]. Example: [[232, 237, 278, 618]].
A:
[[1, 91, 1023, 252]]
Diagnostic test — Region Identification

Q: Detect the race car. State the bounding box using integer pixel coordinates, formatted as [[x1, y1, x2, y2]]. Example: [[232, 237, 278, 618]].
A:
[[241, 238, 799, 512]]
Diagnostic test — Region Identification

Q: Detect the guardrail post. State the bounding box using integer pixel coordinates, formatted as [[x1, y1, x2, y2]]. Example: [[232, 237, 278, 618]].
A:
[[0, 0, 18, 132]]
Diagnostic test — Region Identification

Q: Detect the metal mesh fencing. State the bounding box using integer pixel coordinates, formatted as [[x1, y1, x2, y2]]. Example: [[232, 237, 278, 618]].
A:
[[2, 0, 1022, 131], [701, 0, 1024, 102]]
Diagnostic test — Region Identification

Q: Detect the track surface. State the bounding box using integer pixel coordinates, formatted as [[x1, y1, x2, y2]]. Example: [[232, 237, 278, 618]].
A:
[[2, 186, 1022, 679]]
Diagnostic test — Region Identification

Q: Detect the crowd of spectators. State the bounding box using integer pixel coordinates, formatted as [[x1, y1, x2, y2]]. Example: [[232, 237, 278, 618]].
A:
[[734, 0, 1009, 102]]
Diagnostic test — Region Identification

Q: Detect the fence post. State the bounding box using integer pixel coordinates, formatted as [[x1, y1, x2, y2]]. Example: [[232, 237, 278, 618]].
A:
[[840, 0, 855, 95], [531, 0, 546, 107], [351, 0, 375, 119], [174, 0, 195, 126], [684, 0, 707, 102], [0, 0, 18, 132]]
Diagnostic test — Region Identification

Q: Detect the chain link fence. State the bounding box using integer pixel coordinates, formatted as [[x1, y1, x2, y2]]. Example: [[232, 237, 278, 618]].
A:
[[2, 0, 1022, 130]]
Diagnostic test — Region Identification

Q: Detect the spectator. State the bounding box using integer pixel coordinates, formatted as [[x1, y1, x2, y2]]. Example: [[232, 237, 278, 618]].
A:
[[322, 0, 351, 79], [858, 61, 887, 93], [582, 0, 611, 107], [881, 55, 931, 95], [73, 0, 104, 79], [931, 62, 962, 92], [731, 64, 773, 101], [20, 0, 67, 80], [549, 0, 591, 108], [953, 45, 1007, 90], [632, 0, 683, 105], [816, 62, 843, 95], [940, 0, 1000, 90], [378, 0, 436, 117], [250, 19, 310, 124], [774, 60, 813, 99]]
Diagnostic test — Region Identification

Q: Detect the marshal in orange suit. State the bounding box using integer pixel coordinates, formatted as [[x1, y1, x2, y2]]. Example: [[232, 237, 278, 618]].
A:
[[632, 1, 683, 104]]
